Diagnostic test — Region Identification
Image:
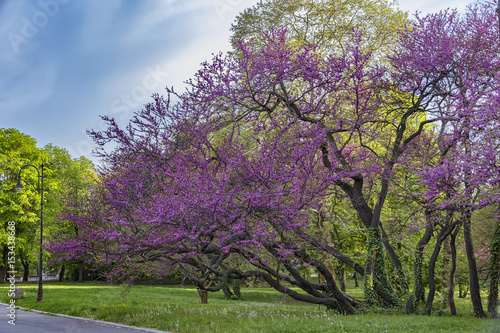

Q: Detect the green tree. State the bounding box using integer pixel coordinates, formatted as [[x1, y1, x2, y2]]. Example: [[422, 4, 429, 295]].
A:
[[0, 128, 47, 281], [231, 0, 409, 56], [0, 128, 97, 282]]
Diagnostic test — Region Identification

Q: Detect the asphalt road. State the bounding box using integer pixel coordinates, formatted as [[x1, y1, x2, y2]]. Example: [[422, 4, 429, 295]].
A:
[[0, 303, 170, 333]]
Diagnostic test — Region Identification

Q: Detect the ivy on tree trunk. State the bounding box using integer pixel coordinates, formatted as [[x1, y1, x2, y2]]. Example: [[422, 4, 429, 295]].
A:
[[363, 228, 400, 308]]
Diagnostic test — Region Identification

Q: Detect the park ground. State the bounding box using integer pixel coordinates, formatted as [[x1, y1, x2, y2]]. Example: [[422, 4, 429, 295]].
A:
[[0, 281, 499, 333]]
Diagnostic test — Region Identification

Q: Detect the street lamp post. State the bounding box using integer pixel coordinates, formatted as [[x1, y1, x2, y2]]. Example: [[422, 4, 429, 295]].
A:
[[14, 163, 44, 303]]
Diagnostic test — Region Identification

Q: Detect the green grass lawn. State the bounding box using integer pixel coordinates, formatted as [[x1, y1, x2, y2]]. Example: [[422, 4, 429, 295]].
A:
[[0, 282, 498, 332]]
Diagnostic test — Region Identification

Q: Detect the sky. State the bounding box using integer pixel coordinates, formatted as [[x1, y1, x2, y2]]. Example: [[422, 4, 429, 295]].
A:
[[0, 0, 476, 163]]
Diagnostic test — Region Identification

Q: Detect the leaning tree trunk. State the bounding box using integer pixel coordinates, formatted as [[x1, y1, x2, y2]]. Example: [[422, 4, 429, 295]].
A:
[[487, 221, 500, 318], [364, 227, 400, 308], [426, 212, 456, 315], [406, 220, 434, 314], [335, 175, 401, 308], [425, 227, 447, 315], [448, 223, 461, 316], [221, 283, 234, 299], [381, 226, 408, 294], [463, 210, 486, 318]]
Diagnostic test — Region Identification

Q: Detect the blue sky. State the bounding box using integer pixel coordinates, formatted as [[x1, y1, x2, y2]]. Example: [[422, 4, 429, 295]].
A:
[[0, 0, 474, 163]]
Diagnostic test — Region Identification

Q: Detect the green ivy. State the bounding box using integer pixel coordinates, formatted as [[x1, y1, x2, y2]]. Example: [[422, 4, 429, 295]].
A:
[[232, 278, 241, 299], [363, 228, 402, 308], [488, 222, 500, 318]]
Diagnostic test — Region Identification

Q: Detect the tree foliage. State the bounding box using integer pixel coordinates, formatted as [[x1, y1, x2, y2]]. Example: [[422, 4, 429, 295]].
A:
[[0, 128, 97, 281], [51, 1, 500, 316]]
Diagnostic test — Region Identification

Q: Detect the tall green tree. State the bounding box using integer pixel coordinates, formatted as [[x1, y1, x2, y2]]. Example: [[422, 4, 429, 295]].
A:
[[0, 128, 47, 281], [231, 0, 409, 56], [0, 128, 97, 282]]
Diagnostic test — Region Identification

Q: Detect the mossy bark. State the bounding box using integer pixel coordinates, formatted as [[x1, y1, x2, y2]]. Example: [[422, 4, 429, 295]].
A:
[[232, 278, 241, 299], [222, 283, 234, 299], [364, 227, 400, 308], [406, 221, 433, 314], [487, 222, 500, 318], [334, 261, 346, 292]]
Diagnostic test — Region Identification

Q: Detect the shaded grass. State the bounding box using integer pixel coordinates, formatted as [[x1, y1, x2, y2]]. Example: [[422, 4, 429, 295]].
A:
[[0, 282, 498, 332]]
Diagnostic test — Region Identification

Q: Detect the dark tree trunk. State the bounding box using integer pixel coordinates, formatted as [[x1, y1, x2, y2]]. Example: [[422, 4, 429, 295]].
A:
[[406, 218, 434, 314], [354, 272, 359, 288], [59, 264, 66, 282], [221, 283, 233, 299], [21, 259, 29, 283], [425, 228, 445, 315], [487, 221, 500, 318], [0, 245, 8, 282], [329, 158, 402, 308], [463, 210, 486, 318], [442, 236, 451, 308], [448, 224, 461, 316], [232, 278, 241, 298], [78, 260, 83, 282], [426, 211, 456, 315]]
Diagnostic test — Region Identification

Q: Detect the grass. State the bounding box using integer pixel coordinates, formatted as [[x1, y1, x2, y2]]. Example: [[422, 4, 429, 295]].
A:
[[0, 281, 499, 332]]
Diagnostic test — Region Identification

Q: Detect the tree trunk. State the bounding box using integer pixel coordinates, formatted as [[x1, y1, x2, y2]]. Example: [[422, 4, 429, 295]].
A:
[[78, 260, 83, 282], [448, 224, 461, 316], [425, 211, 456, 315], [487, 221, 500, 318], [442, 236, 451, 308], [59, 264, 66, 282], [364, 227, 400, 307], [197, 288, 208, 303], [221, 283, 233, 299], [335, 261, 346, 292], [381, 226, 408, 294], [425, 228, 445, 315], [0, 245, 8, 282], [21, 260, 29, 283], [406, 220, 434, 314], [232, 278, 241, 298], [463, 210, 486, 317], [459, 283, 468, 298], [354, 272, 359, 288]]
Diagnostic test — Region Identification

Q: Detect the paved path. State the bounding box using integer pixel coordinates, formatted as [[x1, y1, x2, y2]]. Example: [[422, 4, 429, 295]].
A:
[[0, 303, 170, 333]]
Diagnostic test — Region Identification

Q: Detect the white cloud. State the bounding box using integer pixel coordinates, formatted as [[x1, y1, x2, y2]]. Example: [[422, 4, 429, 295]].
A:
[[397, 0, 471, 14]]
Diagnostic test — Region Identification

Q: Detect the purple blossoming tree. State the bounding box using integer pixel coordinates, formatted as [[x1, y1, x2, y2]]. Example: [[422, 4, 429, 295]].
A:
[[50, 1, 500, 316]]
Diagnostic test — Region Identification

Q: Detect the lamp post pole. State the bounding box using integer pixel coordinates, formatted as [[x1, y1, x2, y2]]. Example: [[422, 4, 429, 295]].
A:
[[14, 163, 44, 303]]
